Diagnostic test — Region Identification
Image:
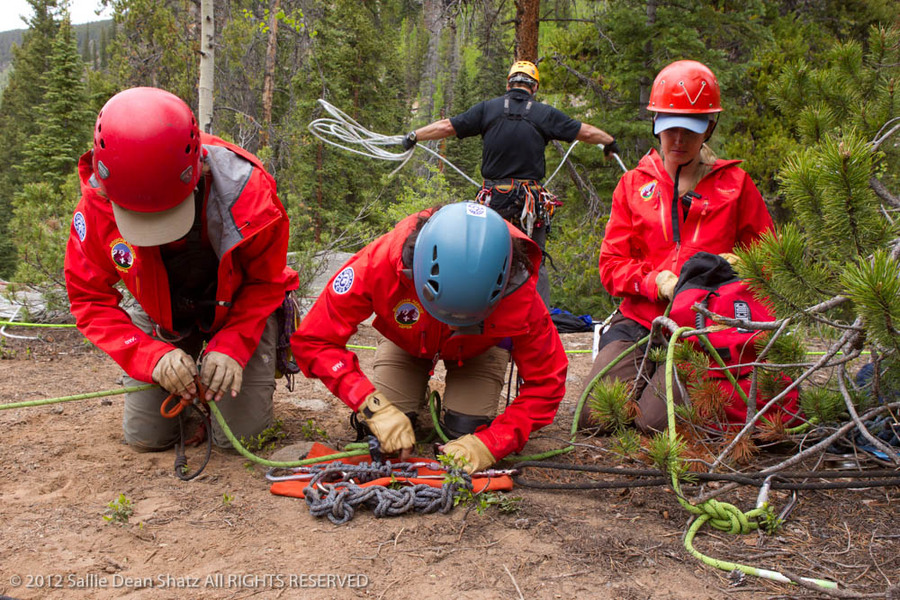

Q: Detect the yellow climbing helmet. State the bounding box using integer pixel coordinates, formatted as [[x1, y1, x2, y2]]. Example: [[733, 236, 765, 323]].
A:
[[507, 61, 539, 85]]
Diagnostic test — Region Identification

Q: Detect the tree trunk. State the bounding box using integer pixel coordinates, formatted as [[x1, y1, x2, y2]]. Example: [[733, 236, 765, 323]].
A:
[[637, 0, 656, 156], [418, 0, 446, 122], [514, 0, 539, 62], [259, 0, 280, 149], [198, 0, 215, 134]]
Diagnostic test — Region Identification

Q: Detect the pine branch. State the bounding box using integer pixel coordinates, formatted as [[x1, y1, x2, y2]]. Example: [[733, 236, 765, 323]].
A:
[[709, 317, 865, 471]]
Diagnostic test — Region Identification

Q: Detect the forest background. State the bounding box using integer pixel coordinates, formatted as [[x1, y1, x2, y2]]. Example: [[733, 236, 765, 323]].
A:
[[0, 0, 897, 324]]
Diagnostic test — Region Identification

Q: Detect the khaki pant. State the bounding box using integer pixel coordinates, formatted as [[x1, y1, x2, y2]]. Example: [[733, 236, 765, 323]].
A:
[[122, 305, 277, 451], [578, 314, 685, 433], [372, 335, 510, 429]]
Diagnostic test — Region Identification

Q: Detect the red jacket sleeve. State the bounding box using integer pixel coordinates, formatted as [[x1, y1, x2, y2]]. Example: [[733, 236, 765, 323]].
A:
[[475, 295, 568, 460], [204, 212, 294, 366], [291, 252, 379, 412], [599, 174, 661, 302], [64, 207, 174, 382]]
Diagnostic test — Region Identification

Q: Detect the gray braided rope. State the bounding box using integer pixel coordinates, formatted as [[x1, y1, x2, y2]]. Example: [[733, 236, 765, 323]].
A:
[[303, 462, 472, 524]]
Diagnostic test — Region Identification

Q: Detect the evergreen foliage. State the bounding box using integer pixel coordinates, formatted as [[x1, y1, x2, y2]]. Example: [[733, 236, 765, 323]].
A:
[[0, 0, 61, 278], [17, 17, 93, 190]]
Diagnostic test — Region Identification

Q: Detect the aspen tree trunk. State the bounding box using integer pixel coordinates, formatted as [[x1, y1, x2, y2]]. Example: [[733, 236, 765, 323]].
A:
[[260, 0, 280, 149], [198, 0, 215, 133]]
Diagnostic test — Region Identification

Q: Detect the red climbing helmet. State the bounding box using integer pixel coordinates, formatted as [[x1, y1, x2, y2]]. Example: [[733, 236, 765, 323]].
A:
[[647, 60, 722, 114], [92, 87, 202, 246]]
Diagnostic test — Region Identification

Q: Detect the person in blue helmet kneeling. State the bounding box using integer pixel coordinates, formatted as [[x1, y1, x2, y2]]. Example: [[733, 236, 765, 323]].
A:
[[291, 202, 568, 472]]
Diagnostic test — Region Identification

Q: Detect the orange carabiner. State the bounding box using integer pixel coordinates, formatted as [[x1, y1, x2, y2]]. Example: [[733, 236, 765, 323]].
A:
[[159, 376, 208, 418]]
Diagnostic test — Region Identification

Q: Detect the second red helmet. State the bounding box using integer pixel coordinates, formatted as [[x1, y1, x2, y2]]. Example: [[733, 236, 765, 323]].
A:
[[647, 60, 722, 114]]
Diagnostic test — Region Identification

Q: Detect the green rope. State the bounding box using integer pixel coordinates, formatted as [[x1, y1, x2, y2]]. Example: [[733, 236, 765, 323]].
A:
[[0, 320, 77, 328], [206, 401, 370, 467], [0, 380, 370, 469], [663, 326, 837, 590], [0, 384, 156, 410]]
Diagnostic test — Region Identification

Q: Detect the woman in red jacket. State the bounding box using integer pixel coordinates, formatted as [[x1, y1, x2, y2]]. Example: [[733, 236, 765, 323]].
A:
[[292, 202, 567, 473], [579, 60, 775, 432], [65, 87, 298, 451]]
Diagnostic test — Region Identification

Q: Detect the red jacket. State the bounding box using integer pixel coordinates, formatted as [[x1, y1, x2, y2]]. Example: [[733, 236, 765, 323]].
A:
[[292, 210, 568, 460], [599, 149, 774, 328], [65, 134, 298, 383]]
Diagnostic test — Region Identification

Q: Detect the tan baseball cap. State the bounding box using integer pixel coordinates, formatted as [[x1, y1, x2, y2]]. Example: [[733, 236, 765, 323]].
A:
[[111, 192, 196, 246]]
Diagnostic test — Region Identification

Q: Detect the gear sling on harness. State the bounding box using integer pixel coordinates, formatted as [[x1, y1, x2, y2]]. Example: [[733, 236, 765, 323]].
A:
[[475, 97, 561, 237]]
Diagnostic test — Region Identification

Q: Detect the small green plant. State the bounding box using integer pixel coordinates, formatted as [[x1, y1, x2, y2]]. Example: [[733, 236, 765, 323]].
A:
[[799, 387, 847, 423], [760, 504, 784, 534], [647, 346, 667, 364], [0, 337, 15, 359], [647, 432, 693, 482], [586, 378, 634, 431], [437, 454, 519, 515], [103, 493, 134, 525], [610, 427, 642, 458], [300, 418, 329, 441], [239, 419, 287, 452], [222, 492, 235, 507]]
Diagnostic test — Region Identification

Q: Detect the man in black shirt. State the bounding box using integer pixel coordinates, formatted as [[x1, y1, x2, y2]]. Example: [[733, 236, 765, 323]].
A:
[[401, 61, 618, 306]]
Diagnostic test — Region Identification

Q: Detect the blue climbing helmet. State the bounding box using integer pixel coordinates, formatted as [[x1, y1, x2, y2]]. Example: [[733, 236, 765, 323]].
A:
[[413, 202, 513, 327]]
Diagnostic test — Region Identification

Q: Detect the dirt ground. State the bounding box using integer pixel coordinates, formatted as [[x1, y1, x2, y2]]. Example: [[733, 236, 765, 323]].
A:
[[1, 325, 897, 600]]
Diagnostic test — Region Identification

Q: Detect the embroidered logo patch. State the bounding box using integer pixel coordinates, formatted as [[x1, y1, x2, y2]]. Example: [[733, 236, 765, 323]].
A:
[[73, 211, 87, 242], [110, 238, 135, 272], [332, 266, 355, 294], [394, 299, 422, 328], [640, 180, 657, 200], [465, 202, 487, 218]]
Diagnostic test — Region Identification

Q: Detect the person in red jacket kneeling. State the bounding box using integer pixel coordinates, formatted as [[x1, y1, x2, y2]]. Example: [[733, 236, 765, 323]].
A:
[[579, 60, 775, 433], [292, 202, 567, 473], [65, 87, 298, 452]]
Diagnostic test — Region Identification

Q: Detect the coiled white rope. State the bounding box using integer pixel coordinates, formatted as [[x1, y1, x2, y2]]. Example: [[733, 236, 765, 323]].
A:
[[306, 98, 627, 187], [307, 99, 479, 185]]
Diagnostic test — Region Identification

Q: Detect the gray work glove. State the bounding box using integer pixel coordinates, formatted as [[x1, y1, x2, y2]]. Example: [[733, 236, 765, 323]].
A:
[[152, 348, 198, 399], [200, 351, 243, 402]]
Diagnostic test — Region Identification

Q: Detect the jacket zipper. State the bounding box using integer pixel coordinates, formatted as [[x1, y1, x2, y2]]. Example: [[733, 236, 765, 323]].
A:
[[692, 200, 709, 243]]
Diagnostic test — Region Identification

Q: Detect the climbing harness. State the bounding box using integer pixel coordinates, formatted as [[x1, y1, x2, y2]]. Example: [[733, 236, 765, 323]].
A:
[[275, 291, 303, 390]]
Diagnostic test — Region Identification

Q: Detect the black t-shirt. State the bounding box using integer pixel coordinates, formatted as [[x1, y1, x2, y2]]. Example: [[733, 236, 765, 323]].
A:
[[449, 88, 582, 181]]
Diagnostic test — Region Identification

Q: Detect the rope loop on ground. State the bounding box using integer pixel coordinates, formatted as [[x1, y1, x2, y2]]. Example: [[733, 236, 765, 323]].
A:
[[302, 461, 472, 524]]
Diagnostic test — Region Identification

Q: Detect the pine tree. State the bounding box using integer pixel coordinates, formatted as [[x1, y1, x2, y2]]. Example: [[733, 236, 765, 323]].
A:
[[10, 15, 93, 296], [0, 0, 61, 278], [17, 16, 93, 190], [741, 25, 900, 378]]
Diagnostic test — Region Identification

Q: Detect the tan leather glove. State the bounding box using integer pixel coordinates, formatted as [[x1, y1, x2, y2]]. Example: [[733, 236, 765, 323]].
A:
[[440, 434, 496, 474], [152, 349, 197, 398], [655, 270, 678, 301], [200, 351, 243, 402], [718, 252, 741, 267], [357, 391, 415, 454]]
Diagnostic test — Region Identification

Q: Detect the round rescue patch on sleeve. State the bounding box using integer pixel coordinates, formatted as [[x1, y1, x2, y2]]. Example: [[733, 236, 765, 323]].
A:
[[73, 211, 87, 242], [332, 266, 355, 294]]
